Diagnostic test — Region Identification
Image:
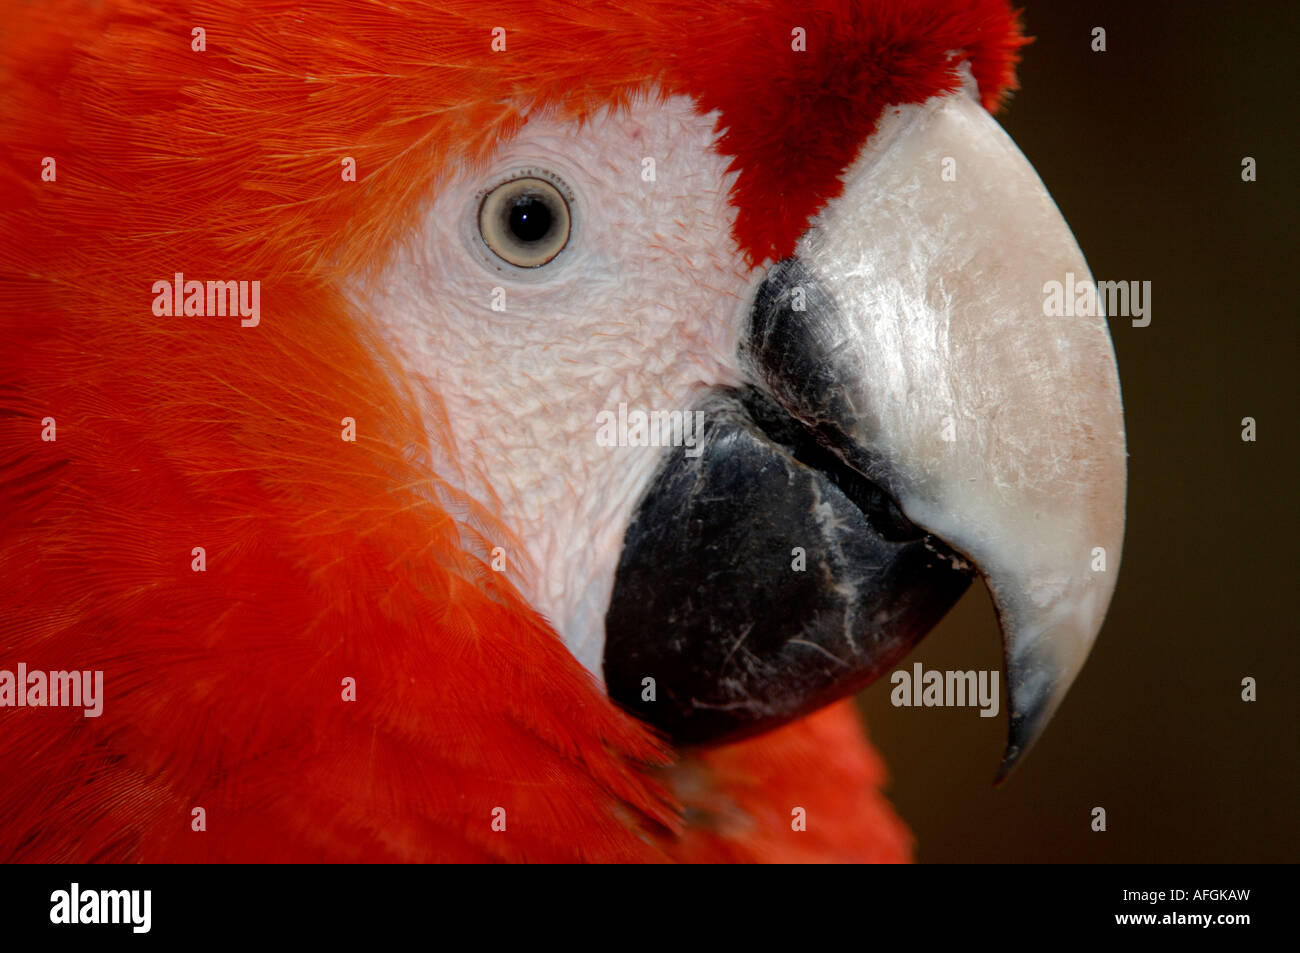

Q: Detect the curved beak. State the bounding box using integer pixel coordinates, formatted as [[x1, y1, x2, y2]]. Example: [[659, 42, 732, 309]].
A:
[[743, 88, 1127, 778]]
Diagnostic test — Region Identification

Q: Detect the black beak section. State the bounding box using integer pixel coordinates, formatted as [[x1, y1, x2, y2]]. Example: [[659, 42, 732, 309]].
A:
[[602, 261, 973, 747]]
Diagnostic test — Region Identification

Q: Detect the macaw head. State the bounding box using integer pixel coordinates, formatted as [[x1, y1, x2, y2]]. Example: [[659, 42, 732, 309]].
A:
[[355, 0, 1125, 774], [0, 0, 1125, 861]]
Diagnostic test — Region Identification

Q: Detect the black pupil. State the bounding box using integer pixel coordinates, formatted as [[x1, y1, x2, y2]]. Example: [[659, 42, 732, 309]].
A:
[[508, 195, 552, 243]]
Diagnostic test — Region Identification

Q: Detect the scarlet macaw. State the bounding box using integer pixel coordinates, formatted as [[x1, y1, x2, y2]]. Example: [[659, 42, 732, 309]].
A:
[[0, 0, 1125, 861]]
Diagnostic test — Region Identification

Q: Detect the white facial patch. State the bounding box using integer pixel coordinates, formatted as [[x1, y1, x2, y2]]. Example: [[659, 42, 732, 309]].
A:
[[350, 96, 753, 677]]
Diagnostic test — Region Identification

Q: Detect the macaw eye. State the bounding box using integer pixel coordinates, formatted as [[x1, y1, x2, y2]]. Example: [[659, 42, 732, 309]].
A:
[[478, 176, 571, 268]]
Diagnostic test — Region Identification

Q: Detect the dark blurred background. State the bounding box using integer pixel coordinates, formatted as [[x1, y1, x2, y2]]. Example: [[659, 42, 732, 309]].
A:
[[855, 0, 1299, 862]]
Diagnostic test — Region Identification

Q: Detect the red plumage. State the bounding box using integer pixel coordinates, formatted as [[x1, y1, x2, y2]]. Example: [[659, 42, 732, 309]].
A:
[[0, 0, 1023, 861]]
